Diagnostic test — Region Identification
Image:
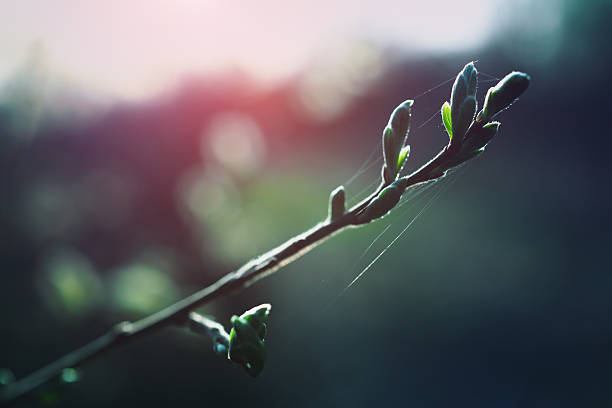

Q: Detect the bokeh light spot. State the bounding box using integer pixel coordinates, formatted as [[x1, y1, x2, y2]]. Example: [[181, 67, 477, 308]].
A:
[[60, 368, 80, 384], [0, 369, 15, 387], [180, 167, 241, 222], [110, 263, 179, 315], [294, 41, 384, 123], [37, 247, 104, 316], [204, 113, 266, 175]]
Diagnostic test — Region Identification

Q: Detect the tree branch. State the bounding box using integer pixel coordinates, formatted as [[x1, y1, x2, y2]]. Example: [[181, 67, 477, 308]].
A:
[[1, 64, 530, 405]]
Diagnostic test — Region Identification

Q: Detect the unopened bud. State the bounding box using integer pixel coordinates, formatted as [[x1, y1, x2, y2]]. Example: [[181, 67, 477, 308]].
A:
[[480, 72, 530, 121]]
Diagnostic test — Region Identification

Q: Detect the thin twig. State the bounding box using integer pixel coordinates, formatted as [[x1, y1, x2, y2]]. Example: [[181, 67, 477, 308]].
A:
[[188, 312, 231, 356]]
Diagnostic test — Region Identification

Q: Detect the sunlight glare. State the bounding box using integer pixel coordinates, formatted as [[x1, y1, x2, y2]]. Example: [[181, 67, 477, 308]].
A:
[[0, 0, 503, 100]]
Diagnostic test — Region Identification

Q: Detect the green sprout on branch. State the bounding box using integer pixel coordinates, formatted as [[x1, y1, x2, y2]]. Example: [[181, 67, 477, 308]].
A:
[[1, 62, 529, 405]]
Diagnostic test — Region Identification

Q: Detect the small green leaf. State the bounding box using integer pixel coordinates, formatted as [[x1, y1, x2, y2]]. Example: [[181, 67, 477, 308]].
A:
[[382, 126, 396, 183], [482, 121, 501, 132], [441, 101, 452, 140], [239, 304, 271, 339], [228, 304, 271, 377], [396, 145, 410, 174]]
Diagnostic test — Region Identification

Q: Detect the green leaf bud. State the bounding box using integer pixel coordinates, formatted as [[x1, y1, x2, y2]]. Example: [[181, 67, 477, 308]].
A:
[[446, 147, 486, 169], [228, 304, 271, 377], [431, 122, 499, 174], [452, 96, 477, 148], [480, 71, 530, 121], [465, 121, 500, 151], [357, 181, 403, 223], [450, 62, 478, 145], [451, 63, 477, 114], [382, 100, 413, 183], [241, 304, 270, 339], [328, 185, 346, 222], [388, 99, 413, 154]]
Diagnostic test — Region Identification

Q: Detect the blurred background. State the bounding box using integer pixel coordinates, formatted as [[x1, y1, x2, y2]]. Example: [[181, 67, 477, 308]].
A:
[[1, 0, 610, 406]]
